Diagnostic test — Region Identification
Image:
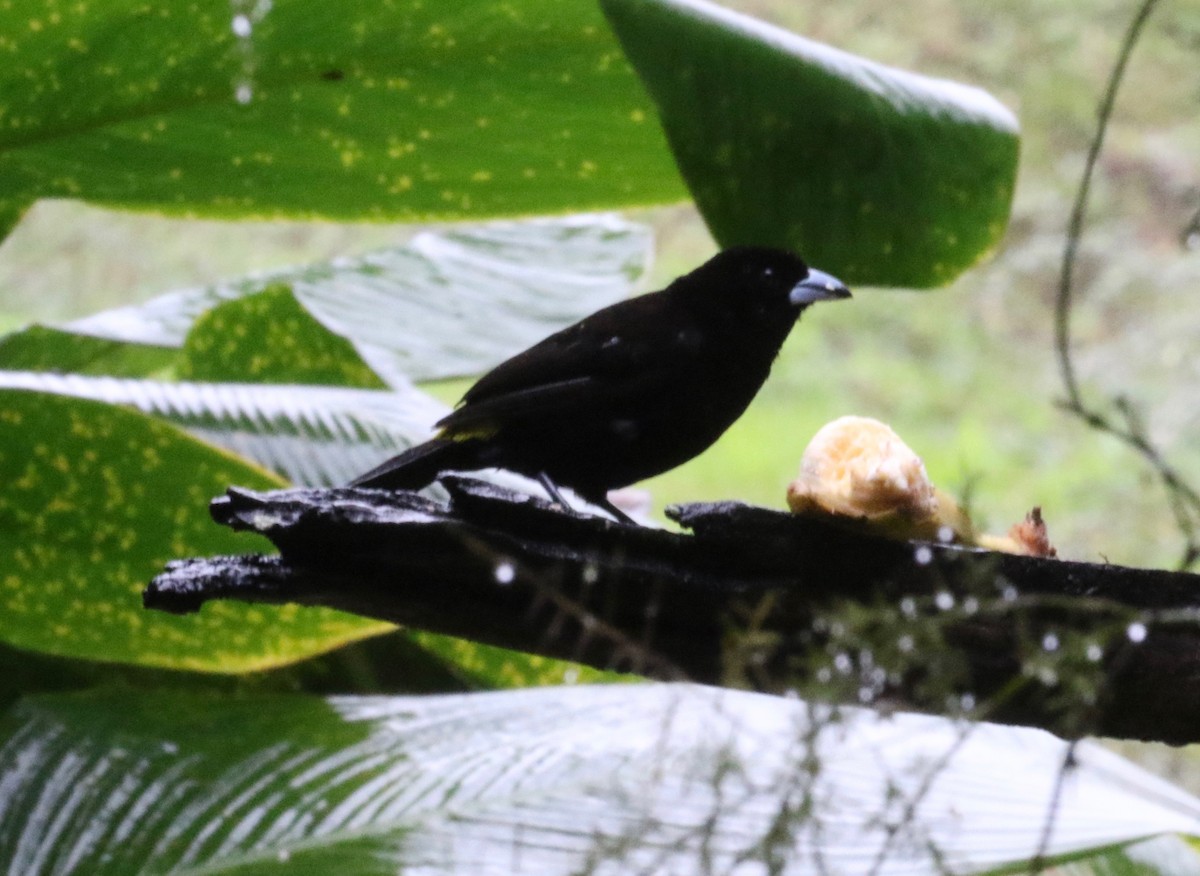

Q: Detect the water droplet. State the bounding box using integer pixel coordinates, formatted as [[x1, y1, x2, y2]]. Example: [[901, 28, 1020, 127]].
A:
[[900, 597, 917, 618], [1086, 643, 1103, 662], [914, 545, 933, 565], [231, 13, 252, 37], [235, 82, 253, 104], [934, 590, 954, 611], [1127, 622, 1148, 643], [897, 634, 914, 653], [494, 562, 515, 585], [1035, 666, 1058, 685], [833, 652, 853, 674], [1042, 632, 1059, 652]]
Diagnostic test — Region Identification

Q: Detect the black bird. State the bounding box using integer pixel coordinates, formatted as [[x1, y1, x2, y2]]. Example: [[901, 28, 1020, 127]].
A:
[[350, 247, 850, 521]]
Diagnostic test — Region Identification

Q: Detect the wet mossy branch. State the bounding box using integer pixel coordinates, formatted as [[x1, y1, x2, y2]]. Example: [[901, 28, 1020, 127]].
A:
[[145, 479, 1200, 744]]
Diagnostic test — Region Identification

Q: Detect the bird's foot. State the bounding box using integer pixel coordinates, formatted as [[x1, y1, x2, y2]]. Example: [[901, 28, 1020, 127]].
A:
[[536, 473, 637, 525]]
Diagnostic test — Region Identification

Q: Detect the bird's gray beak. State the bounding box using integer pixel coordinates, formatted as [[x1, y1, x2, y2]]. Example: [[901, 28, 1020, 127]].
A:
[[789, 268, 852, 306]]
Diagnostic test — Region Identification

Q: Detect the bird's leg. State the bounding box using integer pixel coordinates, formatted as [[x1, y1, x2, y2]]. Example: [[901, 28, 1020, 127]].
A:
[[535, 472, 637, 525], [593, 494, 639, 526], [536, 471, 575, 514]]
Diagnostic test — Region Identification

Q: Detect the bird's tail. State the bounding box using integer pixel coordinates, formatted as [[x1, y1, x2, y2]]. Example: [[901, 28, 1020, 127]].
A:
[[349, 437, 471, 491]]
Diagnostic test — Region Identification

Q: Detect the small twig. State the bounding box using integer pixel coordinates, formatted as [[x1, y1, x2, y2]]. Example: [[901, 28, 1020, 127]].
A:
[[1030, 742, 1079, 872], [1054, 0, 1160, 405], [1051, 0, 1200, 569], [1180, 202, 1200, 249], [865, 721, 977, 876]]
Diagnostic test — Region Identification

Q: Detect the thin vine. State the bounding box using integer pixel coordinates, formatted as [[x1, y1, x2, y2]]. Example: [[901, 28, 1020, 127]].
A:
[[1052, 0, 1200, 569]]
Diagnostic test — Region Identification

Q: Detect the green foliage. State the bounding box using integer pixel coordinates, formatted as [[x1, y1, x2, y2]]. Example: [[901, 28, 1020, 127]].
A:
[[0, 325, 176, 376], [19, 1, 1180, 870], [1, 685, 1194, 875], [0, 0, 1015, 286], [0, 0, 681, 237], [179, 284, 385, 387], [408, 630, 627, 687], [0, 389, 392, 670], [0, 216, 653, 683], [602, 0, 1020, 287]]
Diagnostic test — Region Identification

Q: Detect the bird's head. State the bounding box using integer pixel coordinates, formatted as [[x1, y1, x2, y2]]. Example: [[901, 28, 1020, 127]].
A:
[[686, 247, 851, 319]]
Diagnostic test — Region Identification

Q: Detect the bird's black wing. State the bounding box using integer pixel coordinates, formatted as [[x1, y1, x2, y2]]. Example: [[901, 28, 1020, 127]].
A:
[[436, 291, 682, 435]]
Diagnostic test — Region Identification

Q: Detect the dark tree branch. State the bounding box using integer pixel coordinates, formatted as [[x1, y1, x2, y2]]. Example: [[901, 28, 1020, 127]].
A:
[[146, 480, 1200, 745]]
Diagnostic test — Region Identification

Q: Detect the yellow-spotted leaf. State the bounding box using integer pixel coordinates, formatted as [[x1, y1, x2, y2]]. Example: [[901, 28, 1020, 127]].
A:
[[0, 326, 176, 377], [0, 389, 389, 670], [601, 0, 1020, 287], [408, 630, 625, 688], [0, 0, 682, 240], [179, 284, 385, 387]]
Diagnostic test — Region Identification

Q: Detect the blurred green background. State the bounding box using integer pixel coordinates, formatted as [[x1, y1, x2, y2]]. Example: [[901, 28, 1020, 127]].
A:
[[1, 0, 1197, 574]]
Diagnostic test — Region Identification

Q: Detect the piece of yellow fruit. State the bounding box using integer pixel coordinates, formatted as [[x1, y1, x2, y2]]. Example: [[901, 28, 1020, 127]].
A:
[[787, 416, 1057, 556]]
